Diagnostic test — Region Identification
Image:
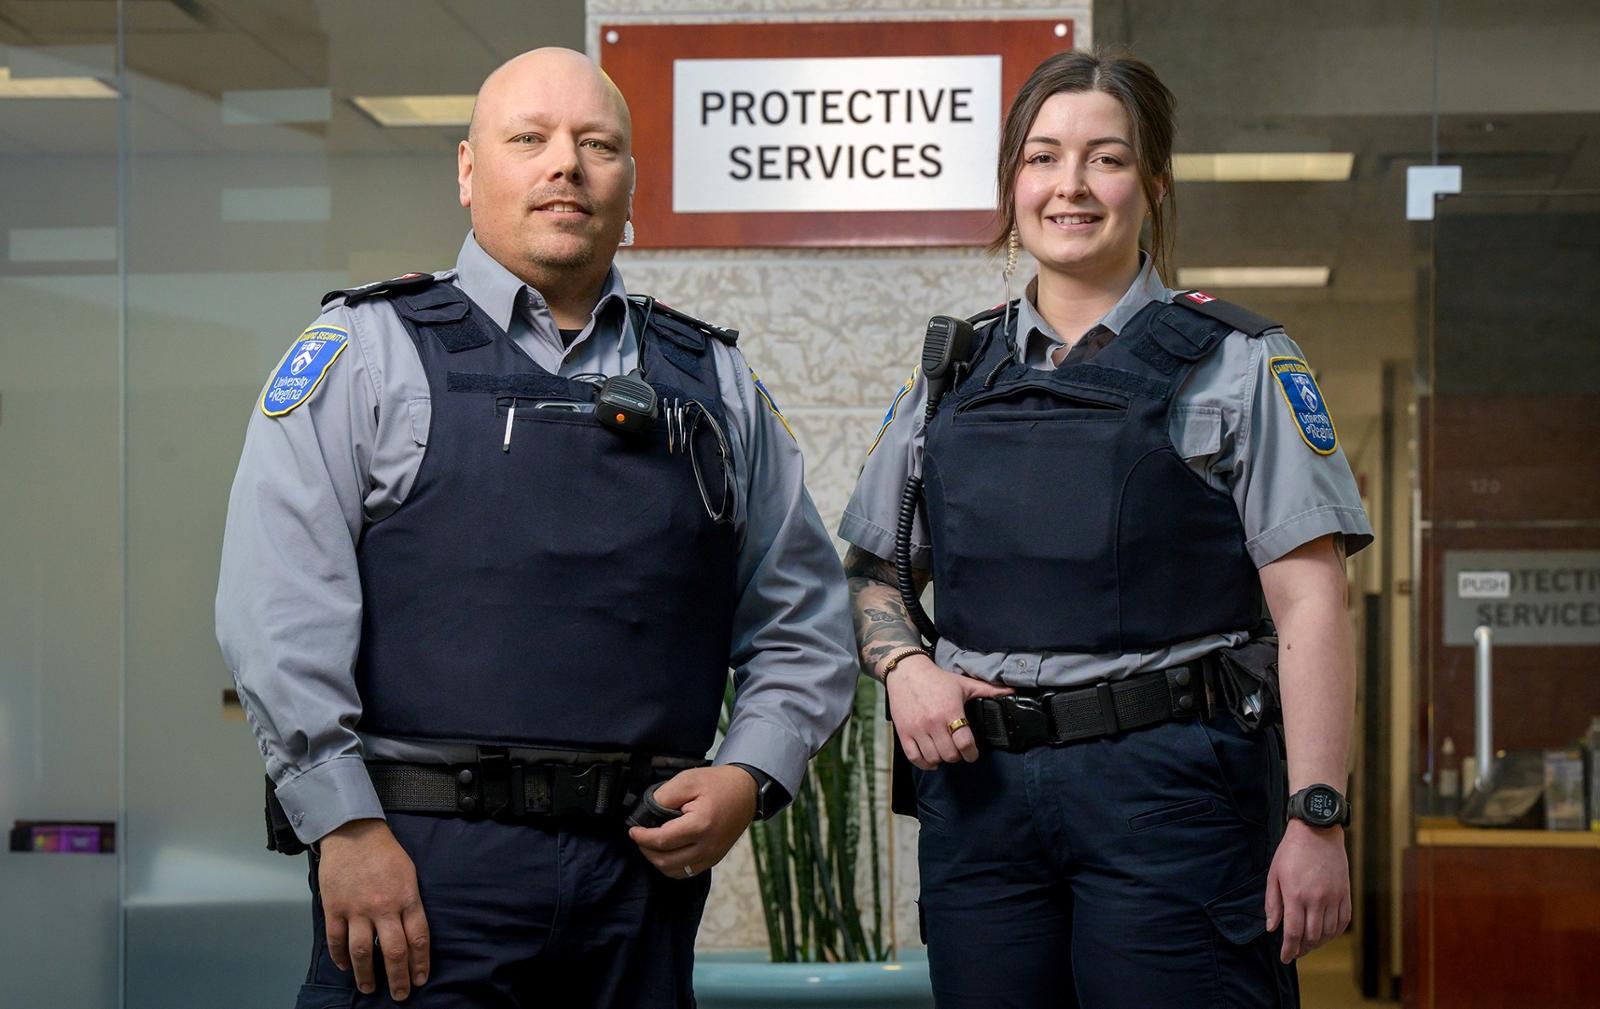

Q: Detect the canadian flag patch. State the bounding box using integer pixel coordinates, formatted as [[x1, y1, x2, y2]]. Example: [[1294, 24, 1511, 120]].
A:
[[1184, 291, 1217, 305]]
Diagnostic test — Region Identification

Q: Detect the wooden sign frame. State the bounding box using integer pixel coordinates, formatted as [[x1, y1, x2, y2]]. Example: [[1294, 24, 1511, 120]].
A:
[[599, 19, 1076, 248]]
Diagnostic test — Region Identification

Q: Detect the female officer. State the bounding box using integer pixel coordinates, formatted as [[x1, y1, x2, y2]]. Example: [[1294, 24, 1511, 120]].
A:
[[839, 48, 1372, 1008]]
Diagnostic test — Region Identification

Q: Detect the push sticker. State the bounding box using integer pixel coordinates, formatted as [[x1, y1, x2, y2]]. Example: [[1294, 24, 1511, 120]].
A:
[[261, 325, 349, 417], [750, 370, 795, 440], [1269, 356, 1337, 455], [867, 367, 918, 456]]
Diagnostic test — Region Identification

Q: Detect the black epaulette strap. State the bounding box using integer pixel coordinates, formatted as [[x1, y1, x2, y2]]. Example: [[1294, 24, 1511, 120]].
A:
[[630, 294, 739, 345], [1171, 290, 1283, 337], [965, 300, 1016, 329], [322, 272, 437, 307]]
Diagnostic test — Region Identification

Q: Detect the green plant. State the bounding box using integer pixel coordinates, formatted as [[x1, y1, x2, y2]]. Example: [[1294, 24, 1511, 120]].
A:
[[722, 675, 891, 963]]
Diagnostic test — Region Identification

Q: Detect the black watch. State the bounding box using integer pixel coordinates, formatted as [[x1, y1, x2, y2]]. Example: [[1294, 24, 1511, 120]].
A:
[[1286, 784, 1351, 828], [732, 763, 785, 821]]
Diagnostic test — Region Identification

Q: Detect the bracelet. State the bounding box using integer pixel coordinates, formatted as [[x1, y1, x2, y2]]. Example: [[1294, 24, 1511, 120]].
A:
[[876, 645, 930, 681]]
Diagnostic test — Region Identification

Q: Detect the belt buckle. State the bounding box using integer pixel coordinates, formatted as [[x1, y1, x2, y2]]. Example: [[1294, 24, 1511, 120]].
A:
[[1000, 696, 1051, 751]]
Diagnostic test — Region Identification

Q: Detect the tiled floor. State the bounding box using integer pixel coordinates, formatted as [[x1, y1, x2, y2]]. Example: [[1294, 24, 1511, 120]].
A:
[[1298, 934, 1398, 1008]]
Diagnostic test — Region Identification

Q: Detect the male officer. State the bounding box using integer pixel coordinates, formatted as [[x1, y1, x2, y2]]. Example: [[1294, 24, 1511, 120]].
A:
[[216, 47, 856, 1007]]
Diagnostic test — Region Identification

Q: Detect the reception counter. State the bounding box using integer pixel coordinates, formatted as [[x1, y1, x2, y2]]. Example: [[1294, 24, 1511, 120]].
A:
[[1403, 819, 1600, 1009]]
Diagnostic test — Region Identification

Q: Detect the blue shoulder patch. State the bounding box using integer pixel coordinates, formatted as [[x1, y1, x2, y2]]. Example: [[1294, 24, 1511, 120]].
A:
[[1269, 356, 1337, 455], [261, 325, 350, 417], [868, 368, 918, 455], [749, 370, 795, 439]]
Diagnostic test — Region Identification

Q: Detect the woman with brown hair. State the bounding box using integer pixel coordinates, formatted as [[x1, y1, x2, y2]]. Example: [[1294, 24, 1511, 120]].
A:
[[839, 48, 1371, 1007]]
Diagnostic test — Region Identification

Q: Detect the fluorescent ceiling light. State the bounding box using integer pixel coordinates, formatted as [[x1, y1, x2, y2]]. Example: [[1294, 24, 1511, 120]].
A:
[[223, 88, 332, 125], [352, 95, 474, 127], [1178, 266, 1331, 288], [1173, 153, 1353, 182], [0, 66, 116, 99]]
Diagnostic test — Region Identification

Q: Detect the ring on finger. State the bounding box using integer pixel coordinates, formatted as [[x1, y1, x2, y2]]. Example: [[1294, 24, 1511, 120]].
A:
[[946, 716, 969, 734]]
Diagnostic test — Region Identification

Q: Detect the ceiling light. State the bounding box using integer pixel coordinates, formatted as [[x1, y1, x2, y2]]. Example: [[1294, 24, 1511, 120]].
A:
[[0, 66, 116, 99], [1173, 153, 1353, 182], [1177, 267, 1331, 288], [352, 95, 474, 127]]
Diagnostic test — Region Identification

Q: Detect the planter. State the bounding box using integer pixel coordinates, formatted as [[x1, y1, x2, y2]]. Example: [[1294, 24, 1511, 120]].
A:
[[694, 950, 933, 1008]]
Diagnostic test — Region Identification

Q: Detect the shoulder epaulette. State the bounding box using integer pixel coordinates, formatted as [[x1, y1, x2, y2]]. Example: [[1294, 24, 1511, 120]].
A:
[[1171, 290, 1283, 337], [630, 294, 738, 345], [966, 299, 1019, 330], [322, 271, 438, 308]]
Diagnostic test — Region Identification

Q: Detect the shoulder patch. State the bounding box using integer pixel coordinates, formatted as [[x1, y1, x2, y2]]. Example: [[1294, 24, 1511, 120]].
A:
[[750, 370, 794, 440], [1175, 290, 1282, 337], [260, 325, 349, 417], [1268, 356, 1338, 455], [868, 367, 918, 455]]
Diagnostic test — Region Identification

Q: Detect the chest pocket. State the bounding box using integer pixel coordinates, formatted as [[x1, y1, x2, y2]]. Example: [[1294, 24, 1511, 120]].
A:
[[1171, 405, 1222, 462]]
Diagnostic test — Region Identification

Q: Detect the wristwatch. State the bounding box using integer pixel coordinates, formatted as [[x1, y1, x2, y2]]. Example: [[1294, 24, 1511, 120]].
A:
[[1286, 784, 1351, 828], [732, 763, 786, 821]]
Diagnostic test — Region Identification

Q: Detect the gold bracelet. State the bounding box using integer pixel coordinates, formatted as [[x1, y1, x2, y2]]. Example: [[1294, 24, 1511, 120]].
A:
[[877, 645, 930, 681]]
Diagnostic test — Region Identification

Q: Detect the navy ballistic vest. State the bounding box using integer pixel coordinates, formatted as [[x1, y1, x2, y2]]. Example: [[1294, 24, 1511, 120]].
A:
[[922, 298, 1262, 654], [352, 280, 739, 757]]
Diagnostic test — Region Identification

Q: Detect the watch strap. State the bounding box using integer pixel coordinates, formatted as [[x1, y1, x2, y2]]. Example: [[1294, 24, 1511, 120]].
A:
[[730, 762, 785, 821]]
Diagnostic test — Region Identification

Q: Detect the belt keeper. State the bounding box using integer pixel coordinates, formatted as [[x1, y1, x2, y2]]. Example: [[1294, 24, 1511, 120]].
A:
[[454, 765, 480, 814], [1166, 666, 1198, 716], [1095, 683, 1119, 736]]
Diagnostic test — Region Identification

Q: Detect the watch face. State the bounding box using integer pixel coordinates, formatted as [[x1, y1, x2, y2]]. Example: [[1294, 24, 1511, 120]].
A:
[[1305, 787, 1339, 824]]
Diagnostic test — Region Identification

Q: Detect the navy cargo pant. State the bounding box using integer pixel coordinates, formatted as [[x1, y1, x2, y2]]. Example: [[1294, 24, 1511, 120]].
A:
[[292, 813, 711, 1009], [914, 714, 1299, 1009]]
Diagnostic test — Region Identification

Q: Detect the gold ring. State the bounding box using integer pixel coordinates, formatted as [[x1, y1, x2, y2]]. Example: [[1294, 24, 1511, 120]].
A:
[[947, 717, 969, 734], [682, 864, 695, 878]]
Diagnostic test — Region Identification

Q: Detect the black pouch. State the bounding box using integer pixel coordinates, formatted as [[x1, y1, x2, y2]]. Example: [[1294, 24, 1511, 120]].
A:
[[1214, 637, 1289, 846], [624, 781, 685, 829], [1214, 636, 1282, 733], [264, 776, 309, 856]]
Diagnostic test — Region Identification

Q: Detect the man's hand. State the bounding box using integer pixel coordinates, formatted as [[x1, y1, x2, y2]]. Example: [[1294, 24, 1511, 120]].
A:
[[886, 656, 1013, 770], [628, 765, 757, 878], [317, 819, 431, 1001], [1265, 819, 1351, 963]]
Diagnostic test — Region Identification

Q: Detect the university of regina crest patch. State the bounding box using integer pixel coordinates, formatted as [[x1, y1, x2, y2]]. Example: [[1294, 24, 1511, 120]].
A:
[[1268, 356, 1338, 455], [261, 325, 350, 417]]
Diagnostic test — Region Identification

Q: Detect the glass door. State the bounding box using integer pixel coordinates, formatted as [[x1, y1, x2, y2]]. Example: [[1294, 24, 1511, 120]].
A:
[[1409, 188, 1600, 1008]]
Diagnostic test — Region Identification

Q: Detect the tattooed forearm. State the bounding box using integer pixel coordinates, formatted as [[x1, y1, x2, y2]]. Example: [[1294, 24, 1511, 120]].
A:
[[843, 546, 930, 680]]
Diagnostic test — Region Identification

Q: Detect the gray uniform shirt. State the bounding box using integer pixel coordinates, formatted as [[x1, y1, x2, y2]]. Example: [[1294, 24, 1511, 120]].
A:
[[217, 233, 857, 844], [839, 257, 1373, 689]]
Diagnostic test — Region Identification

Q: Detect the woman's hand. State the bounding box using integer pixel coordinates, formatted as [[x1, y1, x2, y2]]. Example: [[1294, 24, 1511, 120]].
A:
[[1266, 820, 1351, 962], [887, 655, 1013, 769]]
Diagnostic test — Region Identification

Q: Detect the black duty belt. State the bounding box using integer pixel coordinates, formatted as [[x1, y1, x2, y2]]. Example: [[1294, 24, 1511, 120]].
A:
[[965, 659, 1216, 753], [366, 749, 704, 823]]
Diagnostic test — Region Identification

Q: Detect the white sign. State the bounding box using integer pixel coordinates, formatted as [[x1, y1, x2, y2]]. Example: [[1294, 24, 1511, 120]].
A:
[[1444, 551, 1600, 646], [672, 55, 1002, 214], [1458, 571, 1511, 599]]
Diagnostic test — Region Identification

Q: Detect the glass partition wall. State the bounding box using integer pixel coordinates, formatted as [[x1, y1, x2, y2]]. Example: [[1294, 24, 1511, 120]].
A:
[[0, 9, 122, 1005]]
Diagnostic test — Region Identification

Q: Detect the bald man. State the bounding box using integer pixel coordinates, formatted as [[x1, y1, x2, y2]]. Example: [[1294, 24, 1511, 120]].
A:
[[217, 49, 857, 1007]]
